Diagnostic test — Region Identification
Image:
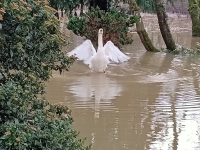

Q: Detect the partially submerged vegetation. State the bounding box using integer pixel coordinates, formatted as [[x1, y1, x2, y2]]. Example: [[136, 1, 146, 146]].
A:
[[163, 43, 200, 55], [0, 0, 90, 149]]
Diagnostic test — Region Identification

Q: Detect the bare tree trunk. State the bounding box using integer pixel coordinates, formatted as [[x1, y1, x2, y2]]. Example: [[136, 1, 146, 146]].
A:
[[155, 0, 176, 51], [129, 0, 159, 52], [188, 0, 200, 37]]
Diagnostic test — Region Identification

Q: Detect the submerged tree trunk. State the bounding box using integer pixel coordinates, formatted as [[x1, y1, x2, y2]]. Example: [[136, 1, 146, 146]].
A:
[[129, 0, 159, 52], [155, 0, 176, 51], [188, 0, 200, 37]]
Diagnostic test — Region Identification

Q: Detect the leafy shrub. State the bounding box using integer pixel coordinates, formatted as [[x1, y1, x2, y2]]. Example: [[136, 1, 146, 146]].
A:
[[0, 0, 75, 83], [0, 0, 90, 149], [67, 7, 139, 47], [0, 80, 90, 150]]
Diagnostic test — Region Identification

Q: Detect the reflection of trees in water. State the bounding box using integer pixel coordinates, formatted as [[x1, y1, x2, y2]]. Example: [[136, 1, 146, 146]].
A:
[[138, 52, 200, 149]]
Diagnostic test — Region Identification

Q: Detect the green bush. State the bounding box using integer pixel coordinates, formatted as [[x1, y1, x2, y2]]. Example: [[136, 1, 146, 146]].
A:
[[0, 0, 74, 82], [67, 7, 139, 47], [0, 80, 90, 150], [0, 0, 90, 149]]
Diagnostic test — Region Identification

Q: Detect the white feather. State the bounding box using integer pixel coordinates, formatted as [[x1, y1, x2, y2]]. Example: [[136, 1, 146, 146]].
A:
[[67, 40, 96, 64], [90, 46, 110, 72], [104, 41, 130, 63], [67, 29, 130, 72]]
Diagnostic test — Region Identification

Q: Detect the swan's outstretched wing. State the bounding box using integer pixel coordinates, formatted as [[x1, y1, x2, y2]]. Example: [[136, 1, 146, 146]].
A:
[[67, 40, 96, 65], [104, 41, 130, 63]]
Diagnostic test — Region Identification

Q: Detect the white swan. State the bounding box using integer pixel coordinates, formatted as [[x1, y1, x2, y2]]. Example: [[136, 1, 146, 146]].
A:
[[67, 28, 130, 72]]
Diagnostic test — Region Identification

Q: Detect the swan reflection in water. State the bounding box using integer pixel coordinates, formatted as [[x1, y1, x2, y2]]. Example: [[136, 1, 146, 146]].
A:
[[68, 73, 122, 118]]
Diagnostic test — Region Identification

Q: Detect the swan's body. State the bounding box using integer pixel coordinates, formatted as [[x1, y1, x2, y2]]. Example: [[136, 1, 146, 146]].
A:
[[67, 29, 130, 72]]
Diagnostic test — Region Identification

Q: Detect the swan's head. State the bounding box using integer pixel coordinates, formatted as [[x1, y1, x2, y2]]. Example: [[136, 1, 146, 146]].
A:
[[99, 28, 103, 35]]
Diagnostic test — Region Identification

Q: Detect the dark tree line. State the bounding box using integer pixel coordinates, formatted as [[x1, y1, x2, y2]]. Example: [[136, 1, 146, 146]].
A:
[[89, 0, 110, 11]]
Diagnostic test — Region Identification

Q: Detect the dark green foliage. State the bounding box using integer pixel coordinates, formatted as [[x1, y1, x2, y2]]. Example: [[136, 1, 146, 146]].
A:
[[0, 81, 90, 150], [188, 0, 200, 36], [0, 0, 90, 149], [48, 0, 80, 14], [0, 0, 75, 82], [67, 7, 139, 46], [67, 16, 87, 35], [136, 0, 156, 13], [89, 0, 109, 11]]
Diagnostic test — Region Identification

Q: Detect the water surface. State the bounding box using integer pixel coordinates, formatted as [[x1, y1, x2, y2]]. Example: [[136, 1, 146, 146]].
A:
[[47, 15, 200, 150]]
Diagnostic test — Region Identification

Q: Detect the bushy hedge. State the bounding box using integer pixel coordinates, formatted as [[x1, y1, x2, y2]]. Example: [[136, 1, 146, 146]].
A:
[[0, 0, 90, 149], [0, 80, 90, 149], [0, 0, 74, 82], [67, 7, 139, 47]]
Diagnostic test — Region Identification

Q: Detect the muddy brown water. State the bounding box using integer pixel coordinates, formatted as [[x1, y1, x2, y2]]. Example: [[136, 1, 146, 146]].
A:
[[46, 15, 200, 150]]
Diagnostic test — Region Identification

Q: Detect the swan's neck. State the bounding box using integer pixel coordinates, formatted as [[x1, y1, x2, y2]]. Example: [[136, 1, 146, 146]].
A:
[[98, 33, 103, 47]]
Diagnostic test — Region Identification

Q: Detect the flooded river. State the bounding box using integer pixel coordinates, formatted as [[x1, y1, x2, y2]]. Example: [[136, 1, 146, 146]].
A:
[[46, 15, 200, 150]]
